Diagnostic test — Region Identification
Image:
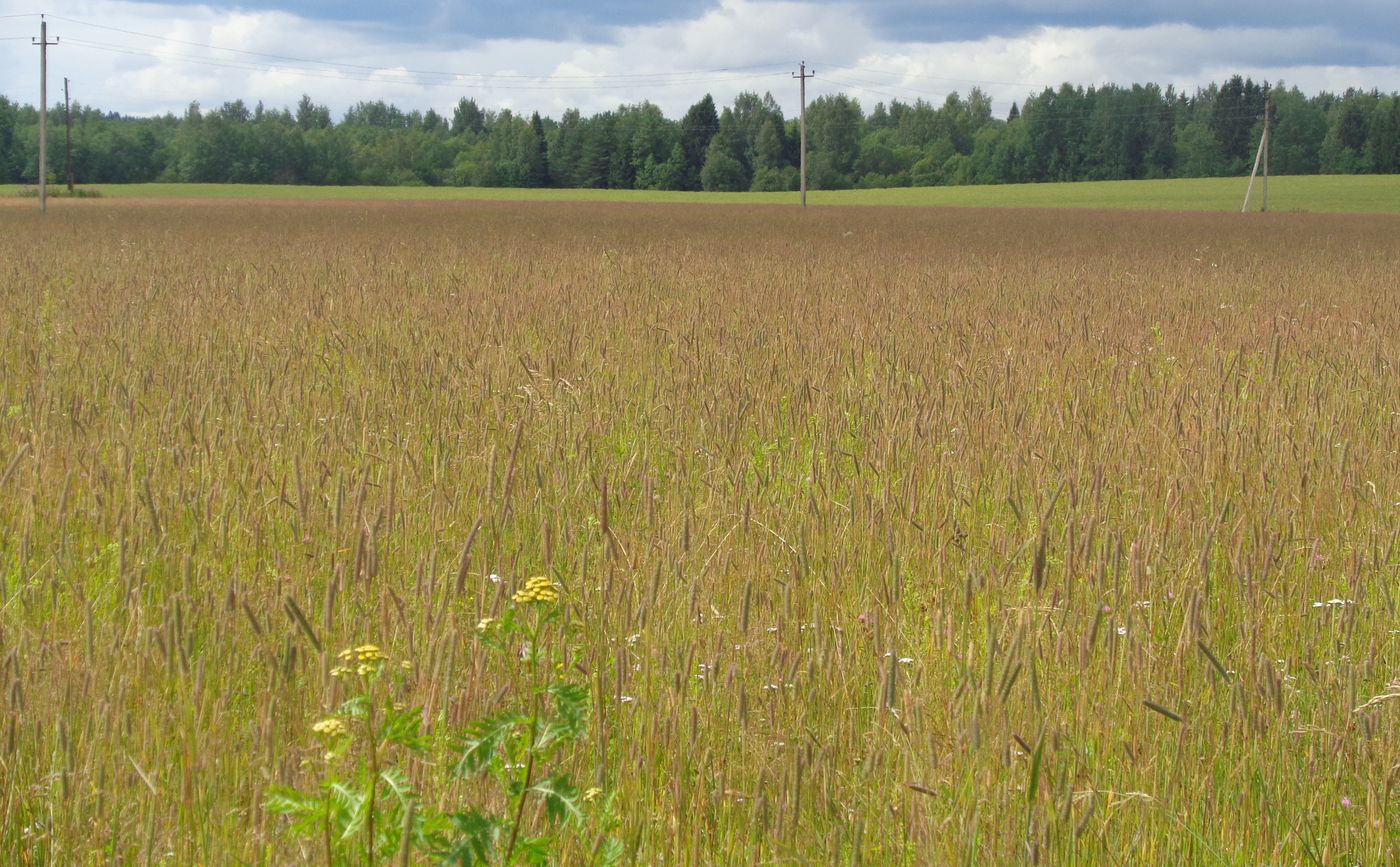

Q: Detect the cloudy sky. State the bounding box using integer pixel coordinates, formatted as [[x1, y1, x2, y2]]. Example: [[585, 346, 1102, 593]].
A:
[[1, 1, 1397, 120]]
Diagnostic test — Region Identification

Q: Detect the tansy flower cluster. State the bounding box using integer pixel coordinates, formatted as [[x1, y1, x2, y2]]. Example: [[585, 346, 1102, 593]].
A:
[[331, 644, 388, 677], [513, 576, 560, 605], [312, 718, 348, 739]]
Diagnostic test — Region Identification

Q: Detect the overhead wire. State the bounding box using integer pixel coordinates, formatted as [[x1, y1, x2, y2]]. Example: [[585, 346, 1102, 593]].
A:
[[66, 38, 792, 92], [6, 35, 1280, 128], [59, 41, 1262, 125], [821, 63, 1047, 91], [818, 60, 1279, 119], [47, 13, 794, 85], [820, 76, 919, 104], [819, 76, 1270, 126], [771, 82, 1269, 131], [8, 12, 1366, 115], [11, 15, 1286, 129]]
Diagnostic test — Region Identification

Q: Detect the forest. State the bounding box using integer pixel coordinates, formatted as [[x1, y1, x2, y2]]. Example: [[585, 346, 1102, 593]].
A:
[[1, 75, 1397, 190]]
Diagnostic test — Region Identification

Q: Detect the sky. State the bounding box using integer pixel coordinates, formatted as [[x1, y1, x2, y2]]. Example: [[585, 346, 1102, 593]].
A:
[[1, 1, 1397, 121]]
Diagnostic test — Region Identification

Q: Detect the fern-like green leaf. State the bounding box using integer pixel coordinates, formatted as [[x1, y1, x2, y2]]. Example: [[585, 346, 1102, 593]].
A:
[[531, 773, 583, 825], [379, 766, 417, 809], [264, 784, 322, 819], [539, 682, 590, 749], [337, 694, 370, 720], [383, 706, 428, 751], [453, 709, 528, 777], [515, 836, 552, 866], [595, 837, 626, 867], [333, 782, 369, 840], [435, 810, 502, 866]]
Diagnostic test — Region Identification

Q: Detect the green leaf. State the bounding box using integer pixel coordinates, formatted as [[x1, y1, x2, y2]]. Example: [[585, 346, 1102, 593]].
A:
[[435, 811, 502, 866], [416, 812, 456, 855], [549, 681, 590, 719], [515, 836, 552, 865], [453, 709, 529, 777], [383, 706, 428, 751], [264, 784, 322, 819], [531, 773, 583, 825], [263, 784, 317, 823], [338, 694, 370, 720], [323, 735, 352, 760], [332, 782, 369, 840], [538, 682, 591, 750], [595, 837, 626, 867], [379, 766, 417, 809], [1027, 736, 1044, 807]]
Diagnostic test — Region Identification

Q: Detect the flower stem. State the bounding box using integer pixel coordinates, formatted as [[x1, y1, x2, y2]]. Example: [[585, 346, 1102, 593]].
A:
[[504, 617, 544, 863], [324, 800, 334, 867], [503, 711, 537, 864], [366, 689, 378, 867]]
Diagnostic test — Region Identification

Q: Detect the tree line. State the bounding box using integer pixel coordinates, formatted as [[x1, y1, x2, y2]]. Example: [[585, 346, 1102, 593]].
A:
[[1, 75, 1397, 191]]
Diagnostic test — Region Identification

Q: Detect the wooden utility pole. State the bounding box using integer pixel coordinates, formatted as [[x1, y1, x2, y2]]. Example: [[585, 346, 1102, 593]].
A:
[[1261, 87, 1270, 212], [32, 16, 58, 213], [1242, 86, 1271, 213], [793, 61, 814, 207], [64, 77, 74, 193]]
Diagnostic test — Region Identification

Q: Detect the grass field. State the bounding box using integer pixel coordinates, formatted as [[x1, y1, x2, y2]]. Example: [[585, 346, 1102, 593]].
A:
[[4, 173, 1400, 212], [2, 200, 1399, 864]]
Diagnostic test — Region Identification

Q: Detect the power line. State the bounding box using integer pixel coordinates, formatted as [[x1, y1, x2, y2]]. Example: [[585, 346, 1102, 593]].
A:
[[821, 75, 1272, 123], [48, 14, 792, 84], [10, 15, 1314, 127], [7, 24, 1306, 132], [1, 43, 1286, 131], [821, 61, 1286, 111], [821, 63, 1047, 91], [821, 76, 912, 104], [769, 79, 1270, 129], [65, 38, 792, 92]]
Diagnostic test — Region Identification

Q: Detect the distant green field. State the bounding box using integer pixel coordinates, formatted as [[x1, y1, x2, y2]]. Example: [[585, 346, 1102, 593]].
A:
[[5, 174, 1399, 212]]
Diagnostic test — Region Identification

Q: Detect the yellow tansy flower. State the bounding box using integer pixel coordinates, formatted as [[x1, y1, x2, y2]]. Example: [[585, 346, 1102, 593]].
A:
[[513, 576, 560, 605], [312, 718, 348, 738]]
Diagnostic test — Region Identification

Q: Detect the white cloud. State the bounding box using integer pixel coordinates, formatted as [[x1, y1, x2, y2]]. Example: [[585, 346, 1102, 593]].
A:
[[834, 23, 1400, 113], [1, 0, 1396, 120]]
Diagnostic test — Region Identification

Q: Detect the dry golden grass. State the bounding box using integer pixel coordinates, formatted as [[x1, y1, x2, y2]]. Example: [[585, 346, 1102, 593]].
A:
[[2, 199, 1399, 864]]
